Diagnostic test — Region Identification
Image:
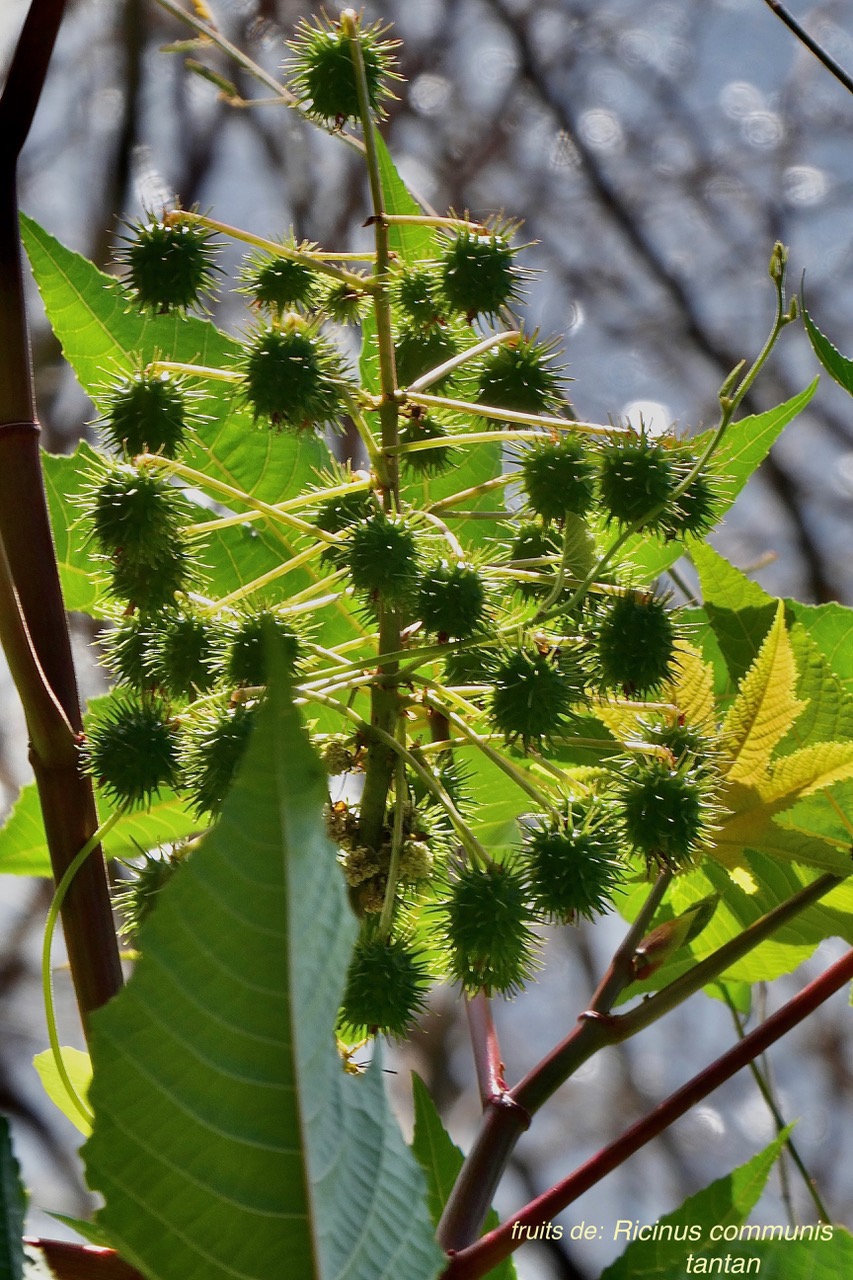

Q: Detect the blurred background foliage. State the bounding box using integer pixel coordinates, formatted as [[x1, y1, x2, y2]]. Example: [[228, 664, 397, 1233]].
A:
[[1, 2, 852, 1277]]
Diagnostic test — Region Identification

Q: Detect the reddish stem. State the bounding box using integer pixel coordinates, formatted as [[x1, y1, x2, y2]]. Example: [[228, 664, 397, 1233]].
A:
[[466, 991, 508, 1106], [24, 1240, 143, 1280], [442, 946, 853, 1279]]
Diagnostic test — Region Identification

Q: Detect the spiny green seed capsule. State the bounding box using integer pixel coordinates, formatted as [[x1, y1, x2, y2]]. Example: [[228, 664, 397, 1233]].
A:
[[418, 562, 486, 638], [508, 522, 561, 599], [399, 414, 454, 475], [596, 593, 676, 693], [86, 696, 181, 808], [617, 761, 711, 871], [346, 513, 419, 606], [521, 436, 596, 521], [241, 316, 345, 429], [598, 433, 677, 530], [395, 266, 443, 328], [102, 614, 160, 691], [443, 863, 537, 995], [340, 933, 430, 1038], [660, 453, 720, 540], [478, 334, 564, 424], [440, 229, 521, 320], [87, 461, 191, 567], [442, 646, 498, 687], [149, 609, 221, 699], [491, 649, 575, 747], [108, 542, 195, 613], [99, 371, 192, 459], [524, 803, 624, 923], [223, 610, 300, 687], [118, 216, 219, 314], [286, 14, 399, 123], [240, 249, 318, 314], [113, 848, 184, 940], [321, 281, 369, 324], [395, 324, 459, 389], [640, 718, 719, 774], [182, 701, 258, 817], [316, 484, 377, 568]]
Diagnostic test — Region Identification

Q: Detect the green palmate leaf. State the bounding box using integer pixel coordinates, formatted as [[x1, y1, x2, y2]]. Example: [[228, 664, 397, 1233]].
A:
[[802, 297, 853, 395], [0, 776, 196, 876], [410, 1075, 516, 1280], [711, 1230, 853, 1279], [721, 602, 805, 785], [83, 657, 443, 1280], [600, 1129, 790, 1280], [32, 1048, 93, 1137], [625, 382, 817, 581], [0, 1117, 25, 1280], [693, 542, 853, 694]]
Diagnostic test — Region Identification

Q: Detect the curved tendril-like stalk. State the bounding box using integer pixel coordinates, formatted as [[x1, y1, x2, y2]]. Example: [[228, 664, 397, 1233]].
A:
[[42, 809, 126, 1127]]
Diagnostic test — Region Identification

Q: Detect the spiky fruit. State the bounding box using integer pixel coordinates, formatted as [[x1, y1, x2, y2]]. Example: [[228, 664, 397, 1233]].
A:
[[399, 415, 454, 475], [286, 14, 399, 123], [107, 542, 195, 613], [639, 718, 720, 774], [440, 229, 521, 319], [478, 334, 564, 424], [87, 461, 191, 567], [418, 562, 486, 638], [443, 863, 537, 995], [240, 249, 317, 314], [659, 452, 720, 540], [223, 610, 300, 687], [113, 848, 185, 939], [101, 614, 160, 691], [491, 649, 576, 747], [340, 933, 430, 1037], [345, 513, 419, 606], [617, 760, 713, 871], [99, 371, 193, 458], [508, 522, 561, 599], [118, 215, 218, 314], [598, 433, 678, 530], [149, 609, 221, 699], [315, 484, 377, 568], [240, 316, 345, 429], [395, 324, 458, 389], [395, 266, 442, 328], [524, 802, 624, 923], [521, 436, 596, 521], [86, 696, 180, 808], [442, 646, 498, 687], [596, 593, 676, 693], [182, 700, 258, 817], [321, 280, 369, 324]]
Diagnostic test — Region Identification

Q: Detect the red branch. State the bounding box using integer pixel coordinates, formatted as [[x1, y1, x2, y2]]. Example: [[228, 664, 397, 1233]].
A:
[[24, 1240, 143, 1280], [442, 946, 853, 1279]]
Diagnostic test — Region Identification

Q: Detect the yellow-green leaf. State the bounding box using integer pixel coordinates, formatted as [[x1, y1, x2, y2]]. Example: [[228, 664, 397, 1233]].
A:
[[669, 639, 716, 727], [32, 1048, 93, 1136], [722, 601, 806, 784], [759, 741, 853, 805]]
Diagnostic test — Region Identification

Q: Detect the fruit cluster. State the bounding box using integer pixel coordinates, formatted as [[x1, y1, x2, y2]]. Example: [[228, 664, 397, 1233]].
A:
[[86, 10, 727, 1041]]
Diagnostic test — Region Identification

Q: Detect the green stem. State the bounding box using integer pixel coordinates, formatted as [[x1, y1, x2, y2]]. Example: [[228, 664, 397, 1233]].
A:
[[404, 331, 520, 395], [379, 750, 407, 939], [343, 8, 403, 854], [166, 209, 376, 291], [720, 983, 832, 1223], [42, 808, 125, 1126], [188, 475, 372, 536], [400, 392, 619, 435]]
